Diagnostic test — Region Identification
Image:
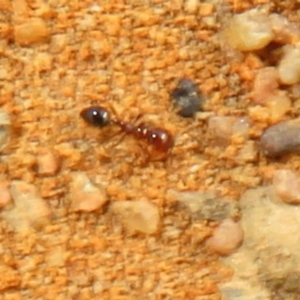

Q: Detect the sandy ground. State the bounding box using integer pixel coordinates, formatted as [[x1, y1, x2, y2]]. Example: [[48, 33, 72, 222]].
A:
[[0, 0, 299, 299]]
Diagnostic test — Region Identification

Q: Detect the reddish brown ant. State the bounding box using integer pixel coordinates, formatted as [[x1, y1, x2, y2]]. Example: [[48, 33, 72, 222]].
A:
[[80, 106, 174, 155]]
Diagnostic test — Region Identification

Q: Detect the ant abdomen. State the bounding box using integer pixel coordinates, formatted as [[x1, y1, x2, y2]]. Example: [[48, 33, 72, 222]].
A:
[[146, 128, 174, 152]]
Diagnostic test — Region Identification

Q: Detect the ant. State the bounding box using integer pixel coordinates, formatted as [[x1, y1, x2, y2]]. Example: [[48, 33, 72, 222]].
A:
[[80, 106, 174, 156]]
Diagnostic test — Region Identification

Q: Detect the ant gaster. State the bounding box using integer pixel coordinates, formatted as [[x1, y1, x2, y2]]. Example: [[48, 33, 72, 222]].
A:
[[80, 106, 174, 153]]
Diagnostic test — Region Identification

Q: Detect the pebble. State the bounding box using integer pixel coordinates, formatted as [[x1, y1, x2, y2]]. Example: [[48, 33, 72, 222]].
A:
[[237, 187, 300, 297], [265, 92, 291, 123], [260, 119, 300, 157], [36, 148, 60, 176], [110, 199, 160, 234], [170, 78, 203, 118], [235, 140, 258, 163], [272, 169, 300, 204], [170, 190, 240, 221], [184, 0, 199, 14], [224, 9, 274, 51], [251, 67, 279, 105], [69, 172, 108, 212], [0, 110, 10, 152], [3, 181, 51, 231], [206, 218, 244, 256], [278, 45, 300, 85], [219, 186, 300, 299], [50, 34, 67, 54], [14, 17, 50, 46], [270, 13, 300, 44], [208, 116, 250, 145]]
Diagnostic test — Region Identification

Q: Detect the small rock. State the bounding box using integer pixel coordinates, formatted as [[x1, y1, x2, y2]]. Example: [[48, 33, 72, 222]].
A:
[[184, 0, 199, 14], [265, 92, 291, 123], [14, 17, 50, 46], [291, 84, 300, 98], [208, 116, 250, 145], [272, 169, 300, 204], [206, 218, 244, 256], [270, 13, 300, 44], [235, 141, 258, 163], [231, 116, 251, 138], [170, 78, 203, 118], [50, 34, 67, 54], [238, 187, 300, 296], [208, 116, 236, 145], [0, 110, 10, 152], [36, 148, 60, 176], [251, 67, 279, 105], [224, 9, 274, 51], [3, 181, 51, 231], [260, 118, 300, 157], [171, 190, 240, 221], [110, 199, 160, 234], [278, 45, 300, 85], [69, 172, 108, 212], [0, 181, 11, 209], [33, 53, 53, 73]]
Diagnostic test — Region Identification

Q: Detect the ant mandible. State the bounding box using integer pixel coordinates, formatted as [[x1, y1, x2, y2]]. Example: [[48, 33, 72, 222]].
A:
[[80, 106, 174, 154]]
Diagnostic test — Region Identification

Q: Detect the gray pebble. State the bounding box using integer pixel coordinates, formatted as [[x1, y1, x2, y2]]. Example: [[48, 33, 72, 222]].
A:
[[170, 78, 203, 118], [173, 190, 240, 221], [260, 119, 300, 157]]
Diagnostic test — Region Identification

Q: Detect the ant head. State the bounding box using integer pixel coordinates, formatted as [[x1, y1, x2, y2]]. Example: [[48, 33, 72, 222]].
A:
[[80, 106, 111, 127]]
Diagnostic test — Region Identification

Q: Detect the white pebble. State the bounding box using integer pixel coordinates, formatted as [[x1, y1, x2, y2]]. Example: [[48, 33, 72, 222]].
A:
[[270, 13, 300, 44], [36, 148, 60, 176], [208, 116, 249, 145], [110, 199, 160, 234], [232, 117, 250, 138], [208, 116, 236, 144], [69, 172, 108, 212], [278, 45, 300, 85], [206, 218, 244, 256], [266, 92, 291, 123], [3, 181, 51, 231], [225, 9, 274, 51], [272, 169, 300, 204]]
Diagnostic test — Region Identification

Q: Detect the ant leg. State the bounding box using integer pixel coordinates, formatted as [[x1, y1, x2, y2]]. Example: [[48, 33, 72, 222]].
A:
[[137, 143, 151, 166], [109, 111, 144, 150], [108, 129, 127, 148]]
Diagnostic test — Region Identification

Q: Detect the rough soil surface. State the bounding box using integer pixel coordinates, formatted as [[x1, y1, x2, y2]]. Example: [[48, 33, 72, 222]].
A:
[[0, 0, 300, 299]]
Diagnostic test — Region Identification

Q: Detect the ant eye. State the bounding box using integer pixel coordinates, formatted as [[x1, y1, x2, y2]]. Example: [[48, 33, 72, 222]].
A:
[[80, 106, 110, 127]]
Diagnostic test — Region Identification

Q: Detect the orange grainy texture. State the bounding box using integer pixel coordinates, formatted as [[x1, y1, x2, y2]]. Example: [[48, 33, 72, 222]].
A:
[[0, 0, 298, 298]]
